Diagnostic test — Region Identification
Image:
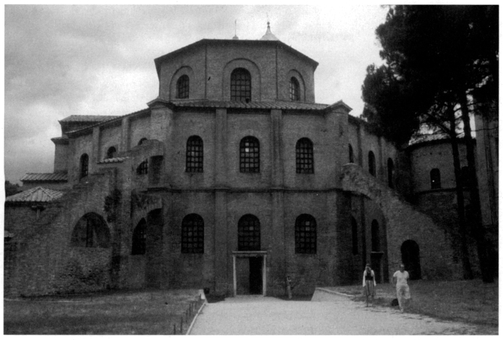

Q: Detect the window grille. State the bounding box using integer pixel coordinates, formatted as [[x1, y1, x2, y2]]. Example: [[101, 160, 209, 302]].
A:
[[177, 75, 189, 99], [132, 219, 147, 255], [231, 68, 251, 102], [186, 136, 203, 172], [240, 137, 260, 173], [296, 138, 314, 174], [295, 214, 317, 254], [289, 77, 300, 101], [238, 215, 261, 251], [181, 214, 204, 254], [137, 160, 148, 175]]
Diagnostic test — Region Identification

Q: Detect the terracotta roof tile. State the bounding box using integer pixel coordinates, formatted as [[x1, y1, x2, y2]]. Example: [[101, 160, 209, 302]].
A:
[[98, 157, 129, 164], [59, 115, 119, 123], [6, 186, 64, 203], [21, 173, 68, 182], [170, 100, 329, 111]]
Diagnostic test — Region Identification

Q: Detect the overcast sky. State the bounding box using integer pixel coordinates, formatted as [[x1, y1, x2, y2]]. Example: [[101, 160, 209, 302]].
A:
[[4, 5, 389, 184]]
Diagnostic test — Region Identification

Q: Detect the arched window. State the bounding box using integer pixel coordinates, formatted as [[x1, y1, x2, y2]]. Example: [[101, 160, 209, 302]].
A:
[[132, 219, 147, 255], [231, 68, 251, 102], [106, 146, 117, 159], [80, 153, 89, 179], [176, 75, 189, 99], [349, 144, 354, 163], [430, 168, 441, 189], [289, 77, 300, 101], [238, 214, 260, 251], [351, 217, 358, 255], [295, 214, 317, 254], [240, 136, 260, 173], [387, 158, 395, 189], [186, 136, 203, 173], [71, 212, 111, 248], [181, 214, 204, 254], [138, 138, 147, 146], [296, 138, 314, 174], [371, 220, 380, 252], [401, 240, 422, 280], [368, 151, 376, 177], [137, 160, 148, 175]]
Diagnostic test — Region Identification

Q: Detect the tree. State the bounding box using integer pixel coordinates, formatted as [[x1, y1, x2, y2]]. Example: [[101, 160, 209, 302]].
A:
[[362, 5, 498, 282], [5, 181, 21, 197]]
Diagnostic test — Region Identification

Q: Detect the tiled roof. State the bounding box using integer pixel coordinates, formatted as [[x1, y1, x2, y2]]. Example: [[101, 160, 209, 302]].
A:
[[408, 133, 466, 146], [6, 186, 64, 203], [21, 173, 68, 182], [59, 115, 119, 123], [98, 157, 129, 164], [170, 100, 330, 111]]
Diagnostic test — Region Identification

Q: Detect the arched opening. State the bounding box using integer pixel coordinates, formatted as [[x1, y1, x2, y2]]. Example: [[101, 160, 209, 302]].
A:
[[238, 214, 260, 251], [289, 77, 300, 101], [401, 240, 422, 280], [106, 146, 117, 159], [176, 74, 189, 99], [80, 153, 89, 179], [231, 68, 251, 102], [295, 214, 317, 254], [296, 138, 314, 174], [181, 214, 204, 254], [71, 212, 111, 248], [240, 136, 260, 173], [132, 219, 147, 255], [368, 151, 376, 177], [186, 136, 203, 173], [349, 144, 354, 163]]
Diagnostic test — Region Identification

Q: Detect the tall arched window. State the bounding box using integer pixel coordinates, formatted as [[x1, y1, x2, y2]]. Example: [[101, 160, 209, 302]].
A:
[[238, 214, 260, 251], [176, 75, 189, 99], [80, 153, 89, 179], [296, 138, 314, 174], [186, 136, 203, 172], [181, 214, 204, 254], [368, 151, 376, 177], [351, 217, 358, 255], [106, 146, 117, 159], [132, 219, 147, 255], [387, 158, 395, 189], [348, 144, 354, 163], [371, 220, 380, 252], [295, 214, 317, 254], [289, 77, 300, 101], [430, 168, 441, 189], [70, 212, 111, 248], [231, 68, 251, 102], [240, 136, 260, 173]]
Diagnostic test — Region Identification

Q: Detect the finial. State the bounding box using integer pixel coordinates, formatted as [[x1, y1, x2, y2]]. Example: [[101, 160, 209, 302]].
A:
[[260, 19, 278, 41], [233, 19, 239, 40]]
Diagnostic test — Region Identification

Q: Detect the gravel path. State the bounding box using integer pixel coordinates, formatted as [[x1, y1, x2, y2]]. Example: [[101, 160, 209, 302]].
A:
[[189, 292, 477, 335]]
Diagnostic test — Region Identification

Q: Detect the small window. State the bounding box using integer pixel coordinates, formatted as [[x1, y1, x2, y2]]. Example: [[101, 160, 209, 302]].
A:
[[295, 214, 317, 254], [296, 138, 314, 174], [387, 158, 395, 189], [240, 136, 260, 173], [181, 214, 204, 254], [371, 220, 380, 252], [351, 217, 358, 255], [289, 77, 300, 101], [238, 214, 261, 251], [138, 138, 147, 146], [132, 219, 147, 255], [106, 146, 117, 159], [231, 68, 251, 102], [368, 151, 376, 177], [70, 213, 111, 248], [186, 136, 203, 172], [349, 144, 354, 163], [137, 160, 148, 175], [430, 168, 441, 189], [80, 153, 89, 179], [176, 75, 189, 99]]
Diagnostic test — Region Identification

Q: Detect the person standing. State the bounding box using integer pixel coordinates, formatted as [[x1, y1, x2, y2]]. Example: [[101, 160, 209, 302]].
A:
[[362, 263, 376, 306], [392, 264, 411, 312]]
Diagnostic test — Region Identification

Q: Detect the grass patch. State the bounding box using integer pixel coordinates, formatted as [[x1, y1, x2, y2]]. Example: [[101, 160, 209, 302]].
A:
[[4, 289, 203, 335], [331, 279, 498, 331]]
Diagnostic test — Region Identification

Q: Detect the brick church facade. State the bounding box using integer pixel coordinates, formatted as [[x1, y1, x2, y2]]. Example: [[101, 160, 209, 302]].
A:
[[5, 25, 498, 297]]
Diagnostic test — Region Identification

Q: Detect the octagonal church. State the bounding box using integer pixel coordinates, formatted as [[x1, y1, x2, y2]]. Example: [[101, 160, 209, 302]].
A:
[[5, 24, 497, 297]]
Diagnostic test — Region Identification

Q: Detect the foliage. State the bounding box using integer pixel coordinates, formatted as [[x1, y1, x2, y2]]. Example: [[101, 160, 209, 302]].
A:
[[5, 180, 22, 197]]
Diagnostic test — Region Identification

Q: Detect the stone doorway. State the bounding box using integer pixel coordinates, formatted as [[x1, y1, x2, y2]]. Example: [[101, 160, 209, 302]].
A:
[[232, 251, 267, 296], [401, 240, 422, 280]]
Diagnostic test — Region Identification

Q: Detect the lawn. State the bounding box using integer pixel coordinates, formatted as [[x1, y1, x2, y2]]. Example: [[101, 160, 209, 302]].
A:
[[328, 279, 498, 334], [4, 289, 203, 335]]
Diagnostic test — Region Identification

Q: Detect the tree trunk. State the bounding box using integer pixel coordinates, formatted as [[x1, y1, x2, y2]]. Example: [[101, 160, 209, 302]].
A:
[[447, 104, 473, 279], [459, 93, 494, 283]]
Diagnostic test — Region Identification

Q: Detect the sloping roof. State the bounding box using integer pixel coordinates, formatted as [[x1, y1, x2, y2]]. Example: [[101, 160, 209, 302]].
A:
[[98, 157, 129, 164], [59, 115, 119, 123], [21, 173, 68, 182], [6, 186, 64, 203], [170, 100, 330, 111]]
